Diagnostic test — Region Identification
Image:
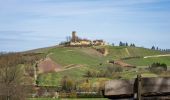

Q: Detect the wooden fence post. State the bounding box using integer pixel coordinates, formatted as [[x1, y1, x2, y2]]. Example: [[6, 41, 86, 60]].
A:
[[137, 74, 142, 100]]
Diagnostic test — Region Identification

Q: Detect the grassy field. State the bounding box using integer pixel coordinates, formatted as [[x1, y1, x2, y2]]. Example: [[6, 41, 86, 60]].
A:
[[48, 47, 103, 67], [34, 45, 170, 86], [37, 67, 88, 86], [35, 46, 163, 66], [105, 46, 163, 59], [123, 56, 170, 66]]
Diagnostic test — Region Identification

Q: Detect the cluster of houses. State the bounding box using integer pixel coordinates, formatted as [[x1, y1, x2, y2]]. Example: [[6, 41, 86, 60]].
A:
[[68, 31, 105, 46]]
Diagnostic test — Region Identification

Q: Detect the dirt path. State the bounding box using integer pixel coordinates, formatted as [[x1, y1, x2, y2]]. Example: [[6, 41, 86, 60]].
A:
[[144, 54, 170, 58], [38, 57, 62, 73], [103, 48, 109, 56], [114, 60, 136, 68], [58, 64, 84, 72], [125, 48, 130, 56], [38, 57, 84, 73], [46, 52, 53, 57]]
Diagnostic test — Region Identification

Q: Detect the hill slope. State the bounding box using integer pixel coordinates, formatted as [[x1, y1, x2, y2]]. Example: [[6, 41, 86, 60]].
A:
[[33, 45, 165, 66], [28, 45, 170, 86]]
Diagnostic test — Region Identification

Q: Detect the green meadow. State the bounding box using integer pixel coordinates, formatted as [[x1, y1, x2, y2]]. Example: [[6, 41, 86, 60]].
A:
[[34, 45, 170, 86]]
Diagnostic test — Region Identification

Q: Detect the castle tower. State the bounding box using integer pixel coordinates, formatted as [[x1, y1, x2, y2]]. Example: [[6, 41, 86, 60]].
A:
[[72, 31, 77, 42]]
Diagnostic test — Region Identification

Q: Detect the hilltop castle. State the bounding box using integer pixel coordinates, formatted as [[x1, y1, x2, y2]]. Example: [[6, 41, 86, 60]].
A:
[[68, 31, 105, 46]]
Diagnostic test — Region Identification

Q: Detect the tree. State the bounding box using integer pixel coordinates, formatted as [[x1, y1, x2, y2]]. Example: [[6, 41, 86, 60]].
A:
[[112, 43, 115, 46], [151, 46, 155, 50], [156, 47, 159, 50], [130, 44, 133, 47], [0, 53, 28, 100], [125, 42, 128, 46], [149, 62, 167, 73], [119, 41, 123, 46], [60, 76, 75, 92], [84, 70, 93, 77], [130, 43, 136, 47]]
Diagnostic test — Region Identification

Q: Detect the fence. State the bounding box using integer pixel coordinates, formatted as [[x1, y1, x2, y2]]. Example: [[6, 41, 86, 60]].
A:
[[104, 75, 170, 100]]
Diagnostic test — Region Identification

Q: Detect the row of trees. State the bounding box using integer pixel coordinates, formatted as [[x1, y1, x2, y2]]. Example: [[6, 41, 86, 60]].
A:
[[112, 41, 136, 47], [151, 46, 170, 52], [112, 42, 170, 52], [119, 41, 136, 47]]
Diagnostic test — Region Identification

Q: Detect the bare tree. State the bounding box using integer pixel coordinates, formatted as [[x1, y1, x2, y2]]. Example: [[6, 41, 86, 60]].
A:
[[0, 53, 29, 100]]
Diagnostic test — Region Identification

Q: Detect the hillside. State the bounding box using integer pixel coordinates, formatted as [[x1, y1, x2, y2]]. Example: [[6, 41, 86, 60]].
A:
[[31, 45, 165, 64], [1, 44, 170, 100], [27, 45, 170, 86]]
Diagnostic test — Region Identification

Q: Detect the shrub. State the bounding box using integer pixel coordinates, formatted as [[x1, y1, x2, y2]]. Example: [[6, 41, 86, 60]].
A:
[[84, 65, 123, 78], [84, 70, 98, 78], [149, 62, 167, 74], [59, 92, 68, 98], [60, 76, 76, 92], [107, 65, 123, 73], [77, 92, 103, 98], [69, 91, 77, 98], [84, 70, 93, 77], [95, 48, 106, 54]]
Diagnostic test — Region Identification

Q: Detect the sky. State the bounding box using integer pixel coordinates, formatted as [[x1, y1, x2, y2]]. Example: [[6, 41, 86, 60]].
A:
[[0, 0, 170, 52]]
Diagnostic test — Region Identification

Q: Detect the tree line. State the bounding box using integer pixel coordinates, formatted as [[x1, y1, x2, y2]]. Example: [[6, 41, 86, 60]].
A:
[[112, 41, 136, 47], [151, 46, 170, 52], [111, 41, 170, 52]]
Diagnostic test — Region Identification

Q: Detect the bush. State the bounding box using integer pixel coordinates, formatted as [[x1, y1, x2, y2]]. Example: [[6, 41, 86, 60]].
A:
[[59, 92, 68, 98], [60, 76, 76, 92], [149, 62, 167, 74], [69, 91, 77, 98], [112, 72, 122, 79], [95, 48, 106, 54], [107, 65, 123, 73], [77, 92, 103, 98], [84, 70, 95, 77], [84, 65, 123, 78]]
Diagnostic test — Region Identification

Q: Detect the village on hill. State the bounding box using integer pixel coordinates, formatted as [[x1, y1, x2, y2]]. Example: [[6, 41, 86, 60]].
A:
[[60, 31, 106, 46]]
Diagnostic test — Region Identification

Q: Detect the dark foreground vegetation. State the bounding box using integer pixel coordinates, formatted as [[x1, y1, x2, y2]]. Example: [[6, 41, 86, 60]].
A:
[[0, 53, 44, 100], [149, 62, 167, 74]]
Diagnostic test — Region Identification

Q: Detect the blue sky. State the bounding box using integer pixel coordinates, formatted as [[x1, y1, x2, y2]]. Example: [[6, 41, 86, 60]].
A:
[[0, 0, 170, 52]]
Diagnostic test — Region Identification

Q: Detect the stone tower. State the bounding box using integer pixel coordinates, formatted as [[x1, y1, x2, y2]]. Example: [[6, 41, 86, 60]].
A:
[[72, 31, 76, 42]]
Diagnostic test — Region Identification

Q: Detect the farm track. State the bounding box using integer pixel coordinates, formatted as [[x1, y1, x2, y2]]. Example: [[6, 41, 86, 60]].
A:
[[144, 54, 170, 58], [58, 64, 84, 72]]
